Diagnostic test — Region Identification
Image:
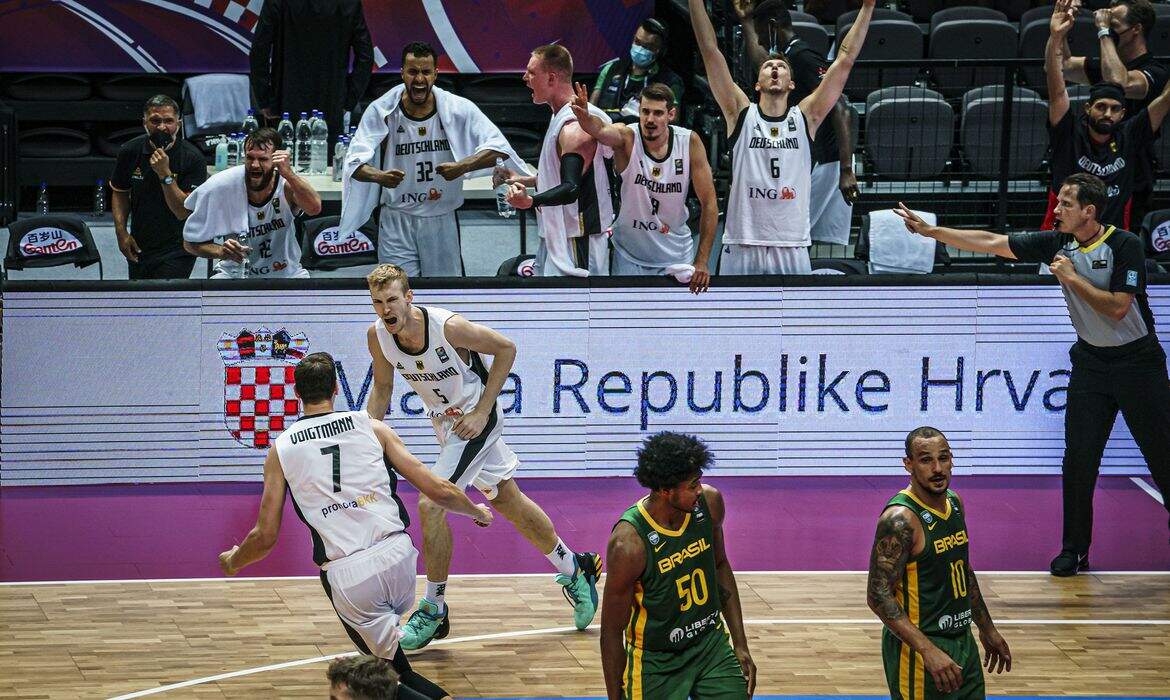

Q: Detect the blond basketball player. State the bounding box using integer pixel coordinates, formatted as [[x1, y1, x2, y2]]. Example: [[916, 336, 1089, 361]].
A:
[[218, 352, 490, 700], [365, 264, 602, 650]]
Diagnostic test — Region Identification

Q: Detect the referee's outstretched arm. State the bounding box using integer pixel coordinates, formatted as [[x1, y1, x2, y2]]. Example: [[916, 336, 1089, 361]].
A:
[[892, 204, 1016, 260]]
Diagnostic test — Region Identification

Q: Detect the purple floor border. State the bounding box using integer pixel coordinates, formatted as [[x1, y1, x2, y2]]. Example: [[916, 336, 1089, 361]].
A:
[[1, 476, 1167, 582]]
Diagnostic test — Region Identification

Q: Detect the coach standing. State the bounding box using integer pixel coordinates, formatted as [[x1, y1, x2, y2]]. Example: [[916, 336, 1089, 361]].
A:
[[895, 173, 1170, 578], [110, 95, 207, 279]]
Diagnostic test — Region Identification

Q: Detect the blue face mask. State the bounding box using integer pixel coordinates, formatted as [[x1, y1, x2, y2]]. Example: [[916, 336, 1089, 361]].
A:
[[629, 44, 656, 68]]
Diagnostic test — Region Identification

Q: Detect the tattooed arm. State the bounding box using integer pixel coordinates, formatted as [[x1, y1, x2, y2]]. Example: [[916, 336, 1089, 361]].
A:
[[705, 485, 756, 696], [866, 506, 963, 694]]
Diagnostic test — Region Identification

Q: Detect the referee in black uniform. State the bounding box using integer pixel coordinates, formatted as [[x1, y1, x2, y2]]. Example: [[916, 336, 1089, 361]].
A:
[[895, 173, 1170, 577]]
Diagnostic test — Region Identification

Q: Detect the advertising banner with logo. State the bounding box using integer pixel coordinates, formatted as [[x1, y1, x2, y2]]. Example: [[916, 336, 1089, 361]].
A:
[[2, 0, 652, 74], [2, 285, 1166, 485]]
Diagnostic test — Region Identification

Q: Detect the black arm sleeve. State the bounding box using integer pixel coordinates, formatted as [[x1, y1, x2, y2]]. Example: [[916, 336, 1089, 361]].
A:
[[390, 648, 448, 700], [530, 153, 585, 207]]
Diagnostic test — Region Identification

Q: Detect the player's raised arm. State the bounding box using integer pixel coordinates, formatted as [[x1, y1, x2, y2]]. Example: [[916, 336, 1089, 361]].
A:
[[366, 323, 395, 420], [1046, 0, 1075, 126], [600, 521, 645, 700], [570, 82, 632, 150], [866, 505, 963, 694], [799, 0, 875, 132], [704, 485, 756, 694], [688, 0, 751, 128], [442, 315, 517, 440], [371, 420, 493, 524], [219, 447, 288, 575]]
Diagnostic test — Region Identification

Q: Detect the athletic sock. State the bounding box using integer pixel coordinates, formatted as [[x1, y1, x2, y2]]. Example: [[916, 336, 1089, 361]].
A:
[[424, 580, 447, 613], [545, 537, 577, 577]]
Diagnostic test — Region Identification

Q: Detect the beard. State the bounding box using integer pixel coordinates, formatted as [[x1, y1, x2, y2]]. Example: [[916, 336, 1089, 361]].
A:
[[1090, 118, 1116, 135], [246, 168, 274, 192]]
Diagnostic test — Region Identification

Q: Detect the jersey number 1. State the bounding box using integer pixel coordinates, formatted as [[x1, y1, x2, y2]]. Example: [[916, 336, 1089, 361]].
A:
[[321, 444, 342, 493]]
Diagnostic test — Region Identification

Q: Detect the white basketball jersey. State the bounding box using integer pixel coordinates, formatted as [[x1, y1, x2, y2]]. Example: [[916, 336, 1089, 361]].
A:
[[381, 107, 462, 216], [537, 102, 615, 241], [274, 411, 409, 568], [612, 125, 694, 268], [214, 176, 309, 278], [374, 306, 488, 421], [724, 104, 812, 247]]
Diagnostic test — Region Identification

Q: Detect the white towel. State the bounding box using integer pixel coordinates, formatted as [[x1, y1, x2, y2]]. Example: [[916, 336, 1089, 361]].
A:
[[340, 85, 532, 237], [182, 165, 248, 243], [867, 208, 938, 274], [183, 74, 250, 130]]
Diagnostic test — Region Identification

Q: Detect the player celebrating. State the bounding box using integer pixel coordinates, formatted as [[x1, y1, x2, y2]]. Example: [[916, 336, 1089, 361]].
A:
[[570, 82, 718, 293], [689, 0, 875, 274], [218, 352, 491, 700], [600, 432, 755, 700], [364, 264, 602, 649], [866, 427, 1012, 699]]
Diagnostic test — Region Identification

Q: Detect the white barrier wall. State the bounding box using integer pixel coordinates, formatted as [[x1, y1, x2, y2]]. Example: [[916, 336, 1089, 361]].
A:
[[2, 285, 1166, 485]]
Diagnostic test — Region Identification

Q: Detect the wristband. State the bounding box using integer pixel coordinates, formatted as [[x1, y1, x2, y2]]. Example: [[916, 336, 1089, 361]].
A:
[[1098, 27, 1111, 39]]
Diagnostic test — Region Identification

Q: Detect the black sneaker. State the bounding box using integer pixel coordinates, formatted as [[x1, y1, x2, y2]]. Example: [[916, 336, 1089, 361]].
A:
[[1049, 550, 1089, 577]]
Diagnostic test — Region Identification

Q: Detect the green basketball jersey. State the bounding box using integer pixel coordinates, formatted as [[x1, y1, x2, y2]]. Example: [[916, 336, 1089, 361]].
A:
[[884, 488, 973, 637], [617, 493, 723, 653]]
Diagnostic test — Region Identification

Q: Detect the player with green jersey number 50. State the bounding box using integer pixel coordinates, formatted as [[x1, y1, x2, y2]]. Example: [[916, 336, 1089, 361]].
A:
[[600, 432, 755, 700]]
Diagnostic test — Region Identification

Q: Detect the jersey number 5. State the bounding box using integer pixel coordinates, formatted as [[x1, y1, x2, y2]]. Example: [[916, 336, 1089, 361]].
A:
[[675, 567, 709, 612], [321, 444, 342, 493]]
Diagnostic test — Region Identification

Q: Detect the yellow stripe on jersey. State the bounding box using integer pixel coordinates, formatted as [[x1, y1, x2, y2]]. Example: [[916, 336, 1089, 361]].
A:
[[899, 640, 911, 699], [907, 562, 923, 698], [900, 488, 952, 520], [627, 585, 648, 700]]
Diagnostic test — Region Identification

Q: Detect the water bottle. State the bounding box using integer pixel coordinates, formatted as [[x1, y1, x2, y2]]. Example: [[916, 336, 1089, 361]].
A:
[[310, 111, 329, 175], [276, 112, 295, 151], [294, 112, 312, 172], [214, 135, 229, 171], [332, 135, 348, 182], [342, 110, 352, 134], [36, 181, 49, 215], [93, 178, 106, 215], [226, 133, 240, 168], [494, 158, 515, 218], [242, 108, 259, 135]]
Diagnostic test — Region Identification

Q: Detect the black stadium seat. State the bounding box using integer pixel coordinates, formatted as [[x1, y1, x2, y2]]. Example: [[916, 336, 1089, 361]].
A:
[[930, 6, 1008, 33], [840, 19, 924, 100], [931, 20, 1019, 96], [18, 127, 91, 158], [5, 73, 91, 101]]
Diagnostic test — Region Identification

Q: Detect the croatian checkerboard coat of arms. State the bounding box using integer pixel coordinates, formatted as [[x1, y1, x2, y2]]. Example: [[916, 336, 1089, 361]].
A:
[[217, 327, 309, 448]]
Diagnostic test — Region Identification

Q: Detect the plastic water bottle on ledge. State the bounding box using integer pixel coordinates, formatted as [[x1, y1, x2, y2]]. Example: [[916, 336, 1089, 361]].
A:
[[226, 133, 240, 168], [310, 110, 328, 175], [295, 112, 312, 172], [276, 112, 294, 150], [332, 135, 347, 182], [214, 135, 229, 171], [494, 157, 515, 218], [94, 178, 106, 216], [242, 108, 259, 135], [36, 181, 49, 215]]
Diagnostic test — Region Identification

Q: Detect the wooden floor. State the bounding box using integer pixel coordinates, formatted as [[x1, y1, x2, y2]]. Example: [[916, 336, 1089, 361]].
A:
[[1, 573, 1168, 699]]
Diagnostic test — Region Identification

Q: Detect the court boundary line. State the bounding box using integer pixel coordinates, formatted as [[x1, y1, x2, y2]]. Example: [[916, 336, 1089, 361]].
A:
[[1131, 477, 1166, 505], [5, 570, 1170, 587], [106, 618, 1170, 699]]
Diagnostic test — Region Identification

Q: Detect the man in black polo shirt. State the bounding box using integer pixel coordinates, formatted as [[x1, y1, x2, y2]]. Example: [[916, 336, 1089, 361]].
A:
[[590, 18, 685, 124], [1044, 1, 1170, 231], [733, 0, 858, 244], [1058, 0, 1167, 227], [894, 173, 1170, 578], [110, 95, 208, 279]]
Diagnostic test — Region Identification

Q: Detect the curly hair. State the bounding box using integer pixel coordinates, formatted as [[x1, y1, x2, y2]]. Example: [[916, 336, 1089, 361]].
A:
[[634, 432, 712, 491]]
